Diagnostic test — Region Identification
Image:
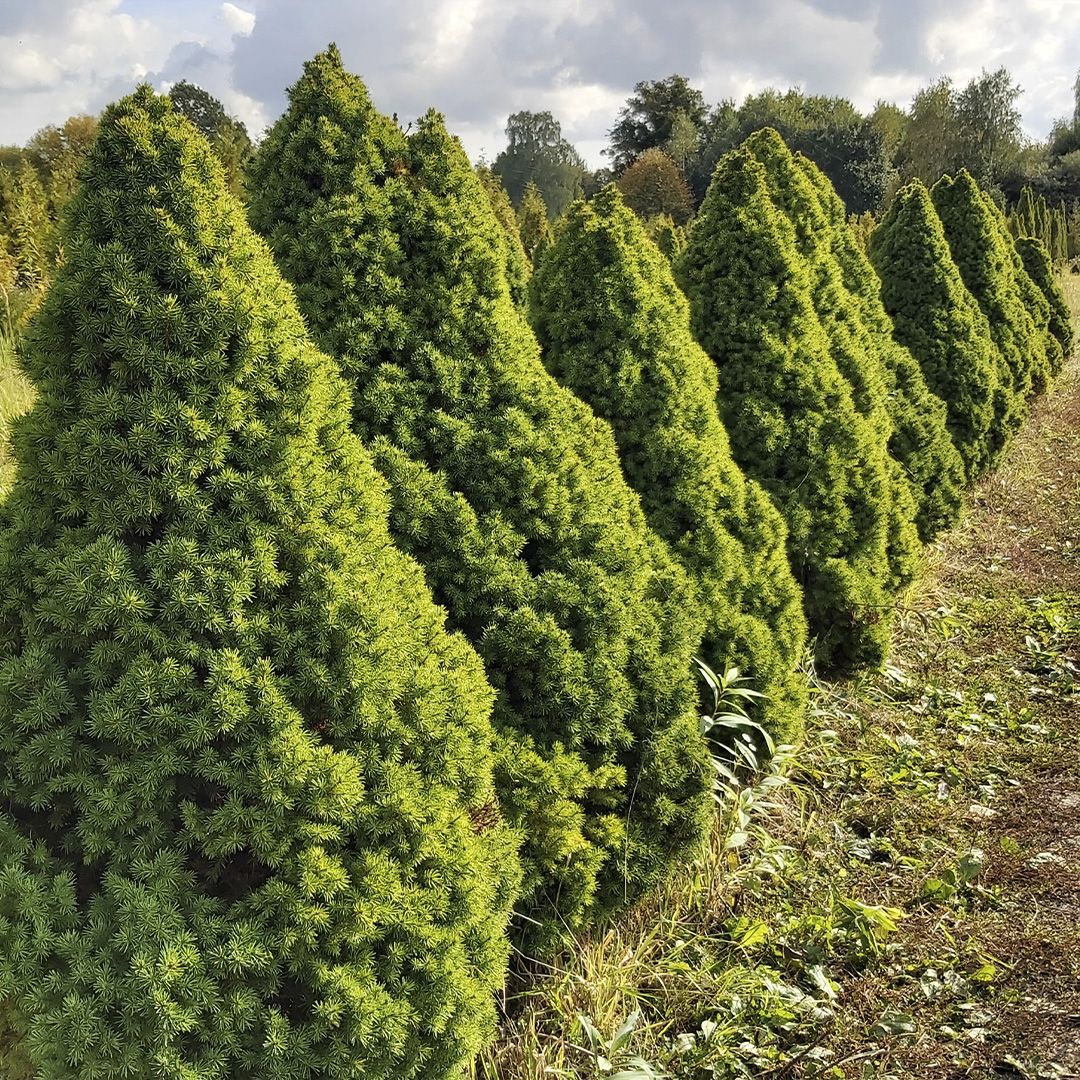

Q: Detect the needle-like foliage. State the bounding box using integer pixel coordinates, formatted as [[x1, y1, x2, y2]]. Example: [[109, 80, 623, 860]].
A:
[[1015, 234, 1074, 361], [248, 47, 711, 942], [0, 89, 521, 1080], [531, 186, 808, 743], [869, 180, 1002, 478], [676, 147, 896, 672]]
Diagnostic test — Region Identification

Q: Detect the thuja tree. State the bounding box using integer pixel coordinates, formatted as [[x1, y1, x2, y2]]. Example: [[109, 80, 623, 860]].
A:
[[788, 144, 965, 541], [675, 147, 895, 672], [476, 163, 530, 307], [869, 180, 1002, 478], [531, 186, 809, 743], [0, 89, 521, 1080], [517, 180, 550, 261], [248, 48, 710, 939], [1016, 234, 1074, 358], [931, 170, 1045, 431]]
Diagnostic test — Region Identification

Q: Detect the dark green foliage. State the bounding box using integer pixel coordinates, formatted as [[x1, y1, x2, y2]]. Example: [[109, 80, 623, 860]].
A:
[[1016, 235, 1074, 359], [608, 76, 708, 172], [790, 145, 965, 541], [676, 147, 897, 673], [932, 170, 1046, 427], [531, 186, 809, 743], [0, 89, 520, 1079], [248, 49, 711, 940], [476, 164, 530, 306], [168, 81, 252, 199], [869, 181, 1002, 479], [491, 110, 586, 218]]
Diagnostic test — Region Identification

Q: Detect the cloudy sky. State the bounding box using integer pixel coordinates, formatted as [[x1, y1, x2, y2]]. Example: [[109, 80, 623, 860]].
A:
[[2, 0, 1079, 166]]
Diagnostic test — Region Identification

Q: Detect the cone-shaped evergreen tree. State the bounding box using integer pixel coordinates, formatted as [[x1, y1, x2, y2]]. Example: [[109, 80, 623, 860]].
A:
[[788, 145, 965, 541], [530, 186, 808, 743], [675, 147, 896, 672], [869, 180, 1002, 478], [931, 170, 1046, 425], [517, 180, 550, 262], [248, 48, 710, 940], [1016, 234, 1074, 360], [0, 89, 521, 1080], [476, 164, 530, 307]]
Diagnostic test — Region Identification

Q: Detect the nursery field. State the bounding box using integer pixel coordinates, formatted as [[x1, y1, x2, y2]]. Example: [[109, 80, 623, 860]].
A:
[[477, 279, 1080, 1079]]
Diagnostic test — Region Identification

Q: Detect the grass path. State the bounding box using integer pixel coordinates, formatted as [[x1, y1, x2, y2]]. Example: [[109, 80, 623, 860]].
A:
[[479, 298, 1080, 1079]]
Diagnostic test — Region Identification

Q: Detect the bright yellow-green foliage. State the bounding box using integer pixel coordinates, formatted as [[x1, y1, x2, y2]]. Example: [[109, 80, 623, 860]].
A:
[[1016, 235, 1074, 358], [869, 181, 1002, 479], [0, 89, 521, 1080], [0, 338, 34, 496], [643, 213, 689, 261], [676, 147, 896, 673], [789, 146, 965, 543], [931, 170, 1043, 437], [737, 131, 923, 591], [248, 48, 712, 942], [476, 164, 530, 306], [531, 186, 808, 743]]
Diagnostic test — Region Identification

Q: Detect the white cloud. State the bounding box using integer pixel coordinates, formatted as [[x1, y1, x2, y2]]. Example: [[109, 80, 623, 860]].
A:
[[220, 2, 255, 36]]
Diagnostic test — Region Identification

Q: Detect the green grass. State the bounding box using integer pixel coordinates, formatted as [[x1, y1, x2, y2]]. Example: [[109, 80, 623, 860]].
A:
[[0, 334, 35, 496], [477, 287, 1080, 1079]]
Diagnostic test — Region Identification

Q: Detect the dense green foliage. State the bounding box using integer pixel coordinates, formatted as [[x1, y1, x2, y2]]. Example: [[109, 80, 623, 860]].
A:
[[0, 88, 520, 1080], [492, 111, 586, 218], [932, 170, 1048, 423], [248, 48, 711, 939], [643, 213, 688, 261], [608, 76, 708, 172], [676, 147, 897, 672], [516, 180, 550, 263], [0, 337, 34, 496], [616, 149, 694, 224], [869, 181, 1002, 478], [790, 145, 965, 541], [1016, 235, 1074, 356], [167, 81, 253, 199], [476, 164, 530, 305], [531, 186, 808, 742]]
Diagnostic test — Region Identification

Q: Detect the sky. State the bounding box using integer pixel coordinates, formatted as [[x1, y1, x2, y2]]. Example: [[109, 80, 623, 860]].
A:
[[2, 0, 1079, 167]]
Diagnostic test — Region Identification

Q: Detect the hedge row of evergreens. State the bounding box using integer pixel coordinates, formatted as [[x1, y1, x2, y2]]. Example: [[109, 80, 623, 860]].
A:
[[0, 48, 1071, 1080]]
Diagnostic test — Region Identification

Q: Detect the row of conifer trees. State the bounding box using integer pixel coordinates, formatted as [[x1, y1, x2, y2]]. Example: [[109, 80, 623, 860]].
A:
[[0, 45, 1072, 1080]]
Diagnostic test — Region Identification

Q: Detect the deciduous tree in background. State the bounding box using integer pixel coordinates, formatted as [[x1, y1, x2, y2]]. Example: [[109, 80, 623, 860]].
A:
[[616, 148, 694, 224], [492, 110, 586, 217]]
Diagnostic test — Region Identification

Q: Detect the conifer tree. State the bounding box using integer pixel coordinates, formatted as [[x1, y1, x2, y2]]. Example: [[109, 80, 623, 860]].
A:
[[869, 180, 1002, 478], [1016, 234, 1074, 359], [643, 213, 688, 261], [248, 48, 711, 939], [931, 170, 1046, 424], [0, 89, 521, 1080], [790, 146, 965, 541], [676, 147, 896, 672], [476, 164, 530, 306], [739, 132, 925, 588], [531, 186, 808, 742], [516, 180, 550, 261]]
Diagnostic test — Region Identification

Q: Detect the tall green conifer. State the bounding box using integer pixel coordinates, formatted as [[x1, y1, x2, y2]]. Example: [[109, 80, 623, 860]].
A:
[[531, 186, 808, 743], [1016, 235, 1074, 359], [476, 164, 530, 307], [0, 89, 520, 1080], [676, 148, 896, 672], [931, 170, 1045, 428], [869, 180, 1002, 478], [248, 48, 710, 940], [788, 146, 965, 541]]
